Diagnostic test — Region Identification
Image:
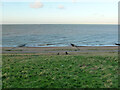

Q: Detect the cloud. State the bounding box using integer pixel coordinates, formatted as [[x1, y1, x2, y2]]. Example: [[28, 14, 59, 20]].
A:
[[30, 0, 43, 8], [58, 5, 64, 9], [72, 0, 77, 3]]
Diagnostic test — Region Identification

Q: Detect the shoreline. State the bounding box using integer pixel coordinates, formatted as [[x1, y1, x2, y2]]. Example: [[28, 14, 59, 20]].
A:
[[2, 46, 118, 55], [1, 46, 118, 48], [2, 43, 118, 48]]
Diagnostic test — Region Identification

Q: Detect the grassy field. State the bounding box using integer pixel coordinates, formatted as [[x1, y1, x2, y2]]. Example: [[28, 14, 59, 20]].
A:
[[2, 54, 118, 88]]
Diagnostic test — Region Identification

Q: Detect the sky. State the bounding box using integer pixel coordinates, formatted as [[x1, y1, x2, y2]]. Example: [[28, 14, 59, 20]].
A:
[[1, 0, 119, 24]]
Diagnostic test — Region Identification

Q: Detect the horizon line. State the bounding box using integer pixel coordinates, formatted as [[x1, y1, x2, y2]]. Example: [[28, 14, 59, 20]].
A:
[[0, 23, 118, 25]]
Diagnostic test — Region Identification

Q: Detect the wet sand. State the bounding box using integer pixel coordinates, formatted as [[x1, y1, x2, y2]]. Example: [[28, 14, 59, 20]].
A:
[[2, 46, 118, 56]]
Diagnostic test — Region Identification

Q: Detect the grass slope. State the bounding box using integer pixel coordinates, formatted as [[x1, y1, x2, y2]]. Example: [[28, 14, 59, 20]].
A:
[[2, 55, 118, 88]]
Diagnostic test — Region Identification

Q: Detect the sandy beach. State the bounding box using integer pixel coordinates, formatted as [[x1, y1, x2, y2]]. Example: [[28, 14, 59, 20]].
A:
[[2, 46, 118, 56]]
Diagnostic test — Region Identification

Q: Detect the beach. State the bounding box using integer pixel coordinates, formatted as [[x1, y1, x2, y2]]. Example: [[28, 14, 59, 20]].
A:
[[2, 1, 119, 88], [2, 25, 119, 88], [2, 46, 118, 55]]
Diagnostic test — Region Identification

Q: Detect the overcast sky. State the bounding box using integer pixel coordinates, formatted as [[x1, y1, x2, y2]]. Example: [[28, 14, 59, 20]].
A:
[[1, 0, 119, 24]]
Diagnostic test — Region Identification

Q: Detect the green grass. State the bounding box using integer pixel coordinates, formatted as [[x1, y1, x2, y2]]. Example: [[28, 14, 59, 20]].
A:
[[2, 55, 118, 88]]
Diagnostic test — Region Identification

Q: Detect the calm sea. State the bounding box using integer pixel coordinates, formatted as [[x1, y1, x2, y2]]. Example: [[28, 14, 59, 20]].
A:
[[2, 24, 118, 47]]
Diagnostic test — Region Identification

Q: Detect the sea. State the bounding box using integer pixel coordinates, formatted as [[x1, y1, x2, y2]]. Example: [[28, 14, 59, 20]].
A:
[[2, 24, 118, 47]]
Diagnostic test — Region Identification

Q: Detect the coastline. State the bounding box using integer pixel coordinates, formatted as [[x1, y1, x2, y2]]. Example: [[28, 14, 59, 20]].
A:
[[2, 46, 118, 55]]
